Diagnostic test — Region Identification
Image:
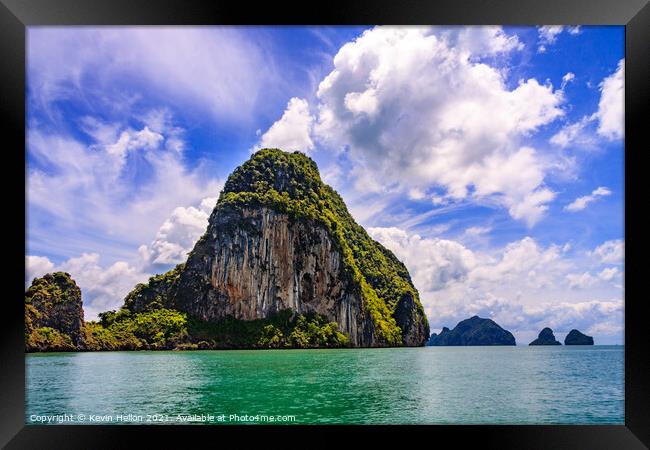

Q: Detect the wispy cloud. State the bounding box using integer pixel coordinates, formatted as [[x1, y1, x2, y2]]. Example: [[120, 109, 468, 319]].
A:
[[565, 187, 611, 212]]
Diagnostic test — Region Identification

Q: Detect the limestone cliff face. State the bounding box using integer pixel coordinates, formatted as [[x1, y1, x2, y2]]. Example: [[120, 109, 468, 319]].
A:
[[126, 149, 430, 347], [173, 206, 373, 346]]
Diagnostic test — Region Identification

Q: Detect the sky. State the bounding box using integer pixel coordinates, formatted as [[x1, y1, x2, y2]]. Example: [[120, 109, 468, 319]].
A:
[[25, 26, 625, 345]]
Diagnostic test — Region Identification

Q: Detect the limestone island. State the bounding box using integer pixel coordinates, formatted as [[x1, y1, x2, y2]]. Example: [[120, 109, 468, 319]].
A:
[[564, 329, 594, 345], [25, 149, 430, 351], [529, 327, 562, 345], [427, 315, 516, 346]]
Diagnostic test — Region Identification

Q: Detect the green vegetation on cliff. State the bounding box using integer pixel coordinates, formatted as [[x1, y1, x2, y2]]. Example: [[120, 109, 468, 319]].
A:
[[25, 272, 84, 351], [216, 148, 428, 345], [93, 308, 190, 350], [123, 263, 185, 313]]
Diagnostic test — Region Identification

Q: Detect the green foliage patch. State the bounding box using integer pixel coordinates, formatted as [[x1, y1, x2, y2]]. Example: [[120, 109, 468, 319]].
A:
[[26, 327, 75, 352], [123, 264, 185, 313], [188, 308, 349, 349]]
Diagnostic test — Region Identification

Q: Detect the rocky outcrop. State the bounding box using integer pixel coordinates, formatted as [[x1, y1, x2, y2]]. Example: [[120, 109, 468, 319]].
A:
[[428, 316, 516, 346], [127, 149, 430, 347], [123, 263, 185, 313], [529, 327, 561, 345], [564, 329, 594, 345], [25, 272, 85, 350], [173, 206, 372, 346]]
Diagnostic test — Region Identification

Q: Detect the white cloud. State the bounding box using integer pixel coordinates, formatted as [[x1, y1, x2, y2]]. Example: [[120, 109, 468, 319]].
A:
[[27, 114, 223, 262], [407, 188, 426, 200], [561, 72, 575, 89], [105, 126, 164, 171], [537, 26, 564, 52], [368, 226, 623, 342], [564, 186, 611, 212], [258, 97, 315, 152], [315, 27, 564, 226], [595, 59, 624, 140], [566, 272, 598, 289], [369, 227, 477, 292], [536, 26, 581, 53], [26, 253, 150, 320], [464, 226, 491, 237], [590, 239, 624, 265], [452, 26, 524, 56], [549, 115, 597, 149], [598, 267, 620, 282], [25, 256, 54, 286], [27, 27, 276, 124], [550, 60, 624, 149], [139, 197, 218, 267]]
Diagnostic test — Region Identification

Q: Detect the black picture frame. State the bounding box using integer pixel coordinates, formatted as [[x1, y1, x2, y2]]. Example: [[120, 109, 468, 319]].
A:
[[2, 0, 648, 448]]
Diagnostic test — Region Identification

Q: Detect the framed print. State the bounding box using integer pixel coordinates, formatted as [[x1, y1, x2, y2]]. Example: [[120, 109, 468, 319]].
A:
[[1, 0, 648, 448]]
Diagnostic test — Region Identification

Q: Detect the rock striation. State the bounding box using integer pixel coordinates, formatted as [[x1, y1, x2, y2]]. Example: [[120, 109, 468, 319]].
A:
[[428, 316, 516, 346], [529, 327, 562, 345], [564, 329, 594, 345]]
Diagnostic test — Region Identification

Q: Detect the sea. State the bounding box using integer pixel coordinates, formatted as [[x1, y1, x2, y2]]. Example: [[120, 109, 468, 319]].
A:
[[25, 346, 624, 425]]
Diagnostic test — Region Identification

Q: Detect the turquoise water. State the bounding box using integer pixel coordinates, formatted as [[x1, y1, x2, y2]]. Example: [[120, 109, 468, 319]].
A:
[[26, 346, 624, 425]]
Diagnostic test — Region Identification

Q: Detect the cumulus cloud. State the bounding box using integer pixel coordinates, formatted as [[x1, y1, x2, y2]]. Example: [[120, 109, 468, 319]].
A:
[[258, 97, 315, 152], [590, 239, 624, 265], [447, 26, 524, 56], [25, 253, 150, 320], [139, 197, 218, 267], [25, 256, 54, 286], [537, 26, 580, 53], [314, 27, 564, 226], [369, 227, 477, 291], [566, 272, 598, 289], [368, 226, 623, 342], [595, 59, 624, 140], [537, 26, 564, 53], [564, 186, 611, 212]]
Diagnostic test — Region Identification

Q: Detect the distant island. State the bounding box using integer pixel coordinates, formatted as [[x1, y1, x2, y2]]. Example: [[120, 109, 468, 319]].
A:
[[427, 316, 516, 346], [564, 329, 594, 345], [529, 327, 561, 345], [25, 149, 430, 352]]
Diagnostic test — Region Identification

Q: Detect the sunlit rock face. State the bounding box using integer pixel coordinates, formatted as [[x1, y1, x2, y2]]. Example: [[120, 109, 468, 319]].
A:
[[173, 206, 372, 346], [129, 149, 430, 347]]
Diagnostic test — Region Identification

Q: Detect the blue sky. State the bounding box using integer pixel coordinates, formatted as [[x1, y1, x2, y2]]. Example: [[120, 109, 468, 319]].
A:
[[26, 26, 624, 344]]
